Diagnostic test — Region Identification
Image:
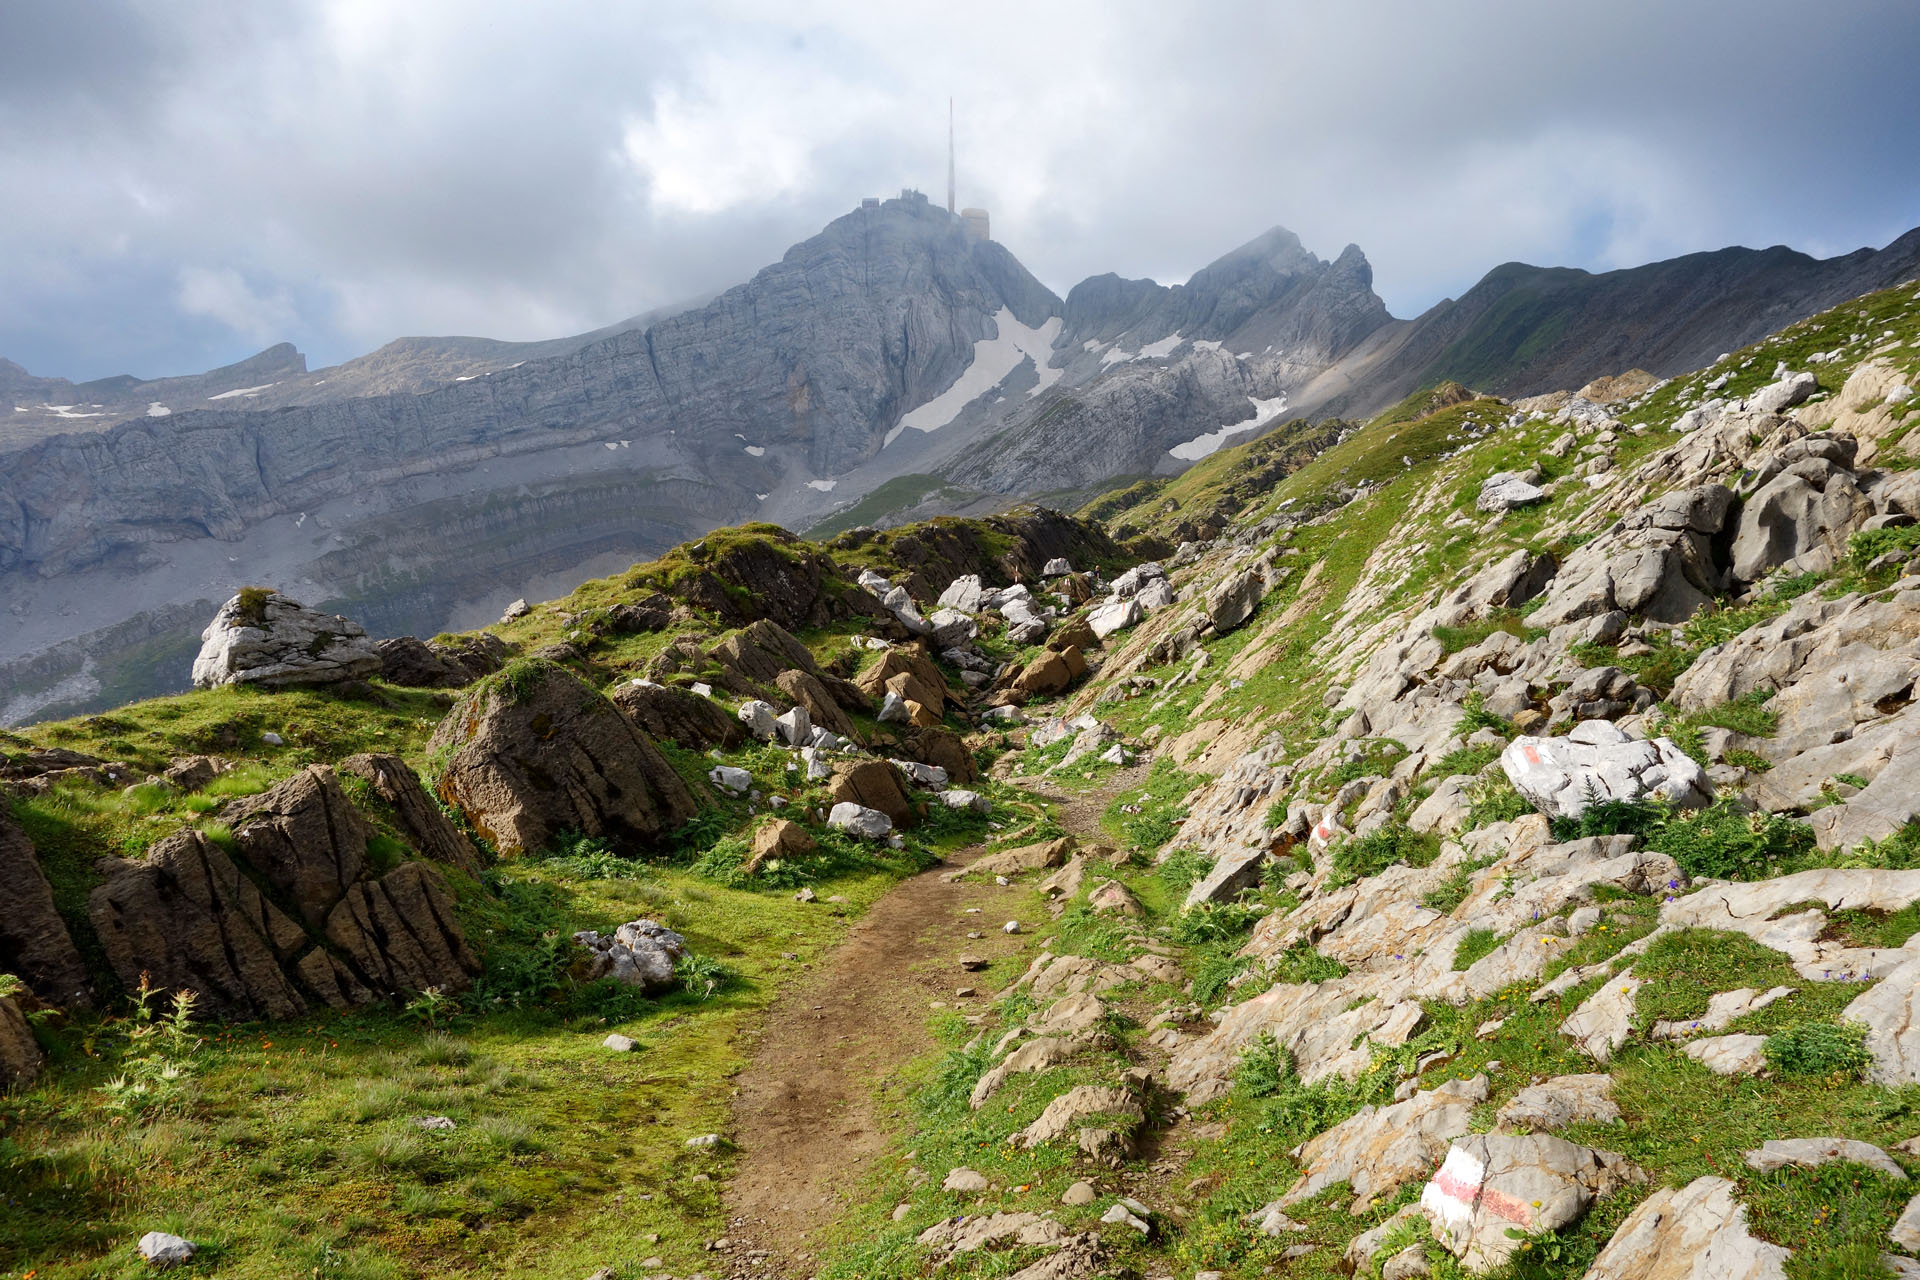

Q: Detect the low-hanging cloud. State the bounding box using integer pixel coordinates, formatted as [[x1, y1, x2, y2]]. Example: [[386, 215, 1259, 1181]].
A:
[[2, 0, 1916, 382]]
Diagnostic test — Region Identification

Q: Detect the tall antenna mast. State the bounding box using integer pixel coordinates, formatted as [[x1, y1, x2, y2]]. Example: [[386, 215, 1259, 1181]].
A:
[[947, 97, 956, 215]]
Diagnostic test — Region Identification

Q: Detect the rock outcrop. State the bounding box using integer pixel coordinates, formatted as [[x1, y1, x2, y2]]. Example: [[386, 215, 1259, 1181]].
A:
[[89, 769, 480, 1021], [0, 808, 91, 1006], [428, 662, 699, 856], [191, 590, 383, 689]]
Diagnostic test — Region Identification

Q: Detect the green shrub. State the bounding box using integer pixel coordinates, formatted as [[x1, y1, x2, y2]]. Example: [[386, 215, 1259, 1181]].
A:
[[1432, 742, 1502, 779], [1465, 772, 1533, 830], [1234, 1033, 1291, 1098], [1455, 690, 1514, 739], [1763, 1022, 1872, 1078], [1330, 823, 1439, 883], [1169, 901, 1263, 946], [1648, 801, 1814, 880], [1327, 739, 1408, 787], [1452, 928, 1503, 971], [1422, 855, 1497, 913], [1554, 797, 1814, 881], [1267, 942, 1348, 985], [1432, 608, 1539, 655], [1847, 523, 1920, 570]]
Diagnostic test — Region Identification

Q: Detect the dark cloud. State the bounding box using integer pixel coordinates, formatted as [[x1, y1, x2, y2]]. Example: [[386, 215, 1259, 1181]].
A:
[[2, 0, 1916, 381]]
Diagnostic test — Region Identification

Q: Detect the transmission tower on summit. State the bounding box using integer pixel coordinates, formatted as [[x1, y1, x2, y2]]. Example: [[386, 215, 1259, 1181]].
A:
[[947, 98, 991, 242]]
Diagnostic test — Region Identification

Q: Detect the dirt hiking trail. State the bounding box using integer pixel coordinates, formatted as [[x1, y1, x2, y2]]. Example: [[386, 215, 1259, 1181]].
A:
[[721, 771, 1141, 1278]]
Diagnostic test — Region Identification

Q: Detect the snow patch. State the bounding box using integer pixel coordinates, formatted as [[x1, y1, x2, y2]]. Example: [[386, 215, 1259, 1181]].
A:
[[885, 308, 1064, 445], [604, 442, 620, 451], [743, 445, 765, 457], [807, 479, 838, 492], [1137, 332, 1183, 359], [207, 382, 277, 401], [1081, 339, 1104, 352], [756, 493, 769, 501], [41, 404, 104, 418], [1191, 339, 1222, 353], [1168, 393, 1289, 462], [455, 375, 477, 381], [147, 402, 171, 417]]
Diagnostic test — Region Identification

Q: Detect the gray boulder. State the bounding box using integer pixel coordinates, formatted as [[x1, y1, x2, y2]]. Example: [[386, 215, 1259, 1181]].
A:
[[1583, 1176, 1787, 1279], [1729, 438, 1872, 583], [1206, 565, 1268, 633], [571, 919, 688, 994], [828, 802, 893, 840], [1530, 485, 1733, 626], [1477, 468, 1549, 513], [1183, 848, 1267, 910], [1501, 721, 1711, 819], [1087, 598, 1142, 639], [1745, 370, 1818, 414], [191, 590, 381, 689], [938, 575, 991, 612]]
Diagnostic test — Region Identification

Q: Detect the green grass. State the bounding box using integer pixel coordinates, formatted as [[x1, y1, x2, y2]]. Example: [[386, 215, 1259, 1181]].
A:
[[1, 856, 910, 1279]]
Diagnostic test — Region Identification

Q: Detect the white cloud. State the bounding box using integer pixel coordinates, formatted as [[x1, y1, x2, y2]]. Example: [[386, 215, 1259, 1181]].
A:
[[174, 267, 299, 344], [0, 0, 1915, 379]]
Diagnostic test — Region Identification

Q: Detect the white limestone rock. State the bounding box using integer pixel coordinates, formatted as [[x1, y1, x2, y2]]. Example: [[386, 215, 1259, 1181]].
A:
[[191, 591, 381, 689]]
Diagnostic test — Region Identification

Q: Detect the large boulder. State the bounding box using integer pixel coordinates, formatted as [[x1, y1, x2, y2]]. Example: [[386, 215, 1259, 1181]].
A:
[[571, 919, 687, 993], [0, 808, 92, 1006], [1530, 485, 1734, 626], [1583, 1176, 1788, 1279], [828, 760, 916, 828], [428, 661, 699, 855], [1007, 646, 1089, 701], [375, 633, 509, 688], [1729, 436, 1872, 583], [1206, 564, 1269, 633], [889, 726, 980, 784], [775, 669, 860, 740], [1477, 468, 1549, 513], [855, 645, 953, 713], [338, 753, 484, 877], [1420, 1134, 1642, 1273], [89, 804, 480, 1021], [191, 590, 383, 689], [609, 680, 749, 751], [1500, 721, 1711, 820]]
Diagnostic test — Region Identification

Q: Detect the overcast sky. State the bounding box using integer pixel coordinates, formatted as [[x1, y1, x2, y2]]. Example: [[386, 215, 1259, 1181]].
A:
[[5, 0, 1918, 382]]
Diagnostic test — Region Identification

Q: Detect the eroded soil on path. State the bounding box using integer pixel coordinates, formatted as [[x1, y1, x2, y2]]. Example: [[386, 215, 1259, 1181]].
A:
[[721, 768, 1145, 1278]]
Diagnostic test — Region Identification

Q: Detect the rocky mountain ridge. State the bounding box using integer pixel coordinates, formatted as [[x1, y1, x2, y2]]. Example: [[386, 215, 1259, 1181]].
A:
[[6, 201, 1918, 727]]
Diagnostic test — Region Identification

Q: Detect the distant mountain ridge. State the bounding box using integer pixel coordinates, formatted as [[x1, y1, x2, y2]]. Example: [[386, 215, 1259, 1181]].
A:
[[4, 199, 1918, 724]]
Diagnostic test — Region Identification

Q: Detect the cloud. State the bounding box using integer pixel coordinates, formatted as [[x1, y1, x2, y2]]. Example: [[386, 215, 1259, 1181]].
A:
[[175, 268, 300, 346], [1, 0, 1916, 380]]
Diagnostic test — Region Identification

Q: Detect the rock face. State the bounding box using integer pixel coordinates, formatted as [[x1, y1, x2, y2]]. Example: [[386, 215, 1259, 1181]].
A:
[[1728, 434, 1871, 582], [1584, 1176, 1789, 1280], [1477, 469, 1548, 513], [0, 808, 92, 1006], [609, 681, 748, 751], [337, 752, 484, 877], [89, 768, 480, 1019], [0, 994, 44, 1088], [1531, 485, 1734, 626], [1420, 1134, 1641, 1272], [1501, 722, 1711, 819], [191, 590, 383, 689], [428, 661, 698, 856]]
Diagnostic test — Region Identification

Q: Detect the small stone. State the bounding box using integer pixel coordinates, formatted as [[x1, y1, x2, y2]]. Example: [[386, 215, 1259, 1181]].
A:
[[1003, 920, 1021, 934], [892, 1202, 912, 1221], [1062, 1180, 1097, 1206], [1744, 1137, 1906, 1179], [958, 955, 989, 971], [261, 731, 285, 746], [942, 1167, 990, 1192], [685, 1133, 723, 1148], [1100, 1202, 1151, 1234], [601, 1034, 639, 1052], [137, 1233, 197, 1267], [413, 1115, 457, 1130], [795, 887, 816, 902]]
